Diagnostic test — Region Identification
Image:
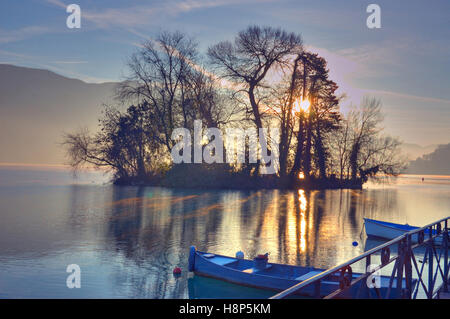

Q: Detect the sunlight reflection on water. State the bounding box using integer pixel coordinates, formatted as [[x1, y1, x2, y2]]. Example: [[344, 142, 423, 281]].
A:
[[0, 170, 449, 298]]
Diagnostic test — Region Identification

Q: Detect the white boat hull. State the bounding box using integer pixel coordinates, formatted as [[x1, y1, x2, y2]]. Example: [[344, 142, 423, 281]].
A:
[[364, 218, 443, 245]]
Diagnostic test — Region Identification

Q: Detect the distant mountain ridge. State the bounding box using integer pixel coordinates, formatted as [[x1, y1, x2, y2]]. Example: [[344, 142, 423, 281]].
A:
[[0, 64, 118, 164], [406, 143, 450, 175], [401, 143, 438, 161]]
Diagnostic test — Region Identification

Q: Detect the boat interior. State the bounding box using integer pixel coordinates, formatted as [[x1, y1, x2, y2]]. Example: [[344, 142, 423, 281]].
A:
[[199, 252, 327, 281]]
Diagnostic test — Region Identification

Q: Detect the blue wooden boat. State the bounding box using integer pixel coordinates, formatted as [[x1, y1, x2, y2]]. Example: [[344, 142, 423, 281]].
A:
[[364, 218, 443, 245], [188, 246, 415, 298]]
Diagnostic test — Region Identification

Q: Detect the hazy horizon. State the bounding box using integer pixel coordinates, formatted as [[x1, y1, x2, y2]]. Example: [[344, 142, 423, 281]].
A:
[[0, 62, 448, 166], [0, 0, 449, 165]]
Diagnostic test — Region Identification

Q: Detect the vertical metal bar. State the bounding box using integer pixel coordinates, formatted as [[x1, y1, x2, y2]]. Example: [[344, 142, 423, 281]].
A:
[[364, 255, 372, 299], [386, 259, 398, 299], [314, 279, 321, 298], [444, 219, 448, 293], [396, 240, 404, 298], [405, 235, 413, 299], [428, 226, 434, 299]]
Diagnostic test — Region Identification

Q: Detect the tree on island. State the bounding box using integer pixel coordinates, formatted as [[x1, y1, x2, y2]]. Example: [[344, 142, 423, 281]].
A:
[[330, 97, 406, 183], [63, 26, 406, 189]]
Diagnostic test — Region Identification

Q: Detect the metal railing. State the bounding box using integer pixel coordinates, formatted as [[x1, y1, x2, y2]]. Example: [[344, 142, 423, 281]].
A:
[[270, 217, 449, 299]]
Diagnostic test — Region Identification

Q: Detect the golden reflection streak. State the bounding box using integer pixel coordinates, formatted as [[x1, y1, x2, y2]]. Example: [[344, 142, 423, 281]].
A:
[[285, 192, 296, 263], [260, 193, 278, 240], [298, 189, 307, 253]]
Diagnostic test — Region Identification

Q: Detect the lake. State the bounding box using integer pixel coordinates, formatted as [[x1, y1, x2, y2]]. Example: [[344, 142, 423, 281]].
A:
[[0, 166, 449, 298]]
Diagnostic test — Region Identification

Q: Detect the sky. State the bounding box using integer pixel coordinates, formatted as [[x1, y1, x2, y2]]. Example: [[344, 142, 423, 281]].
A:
[[0, 0, 449, 146]]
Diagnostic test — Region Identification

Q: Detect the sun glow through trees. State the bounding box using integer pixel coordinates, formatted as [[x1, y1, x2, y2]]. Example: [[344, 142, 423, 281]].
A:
[[292, 97, 310, 115]]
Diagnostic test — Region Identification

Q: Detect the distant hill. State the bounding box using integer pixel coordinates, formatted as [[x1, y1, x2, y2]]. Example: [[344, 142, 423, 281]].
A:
[[406, 143, 450, 175], [401, 143, 438, 161], [0, 64, 118, 164]]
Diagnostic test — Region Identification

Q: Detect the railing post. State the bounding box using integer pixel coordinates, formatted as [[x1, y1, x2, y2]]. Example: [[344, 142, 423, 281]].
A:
[[444, 219, 449, 293], [314, 279, 321, 298], [396, 239, 405, 298], [366, 255, 371, 273], [404, 234, 413, 299], [428, 226, 434, 299], [365, 255, 371, 298]]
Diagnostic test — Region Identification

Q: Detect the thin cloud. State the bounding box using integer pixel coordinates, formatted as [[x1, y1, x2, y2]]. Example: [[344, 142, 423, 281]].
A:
[[366, 89, 450, 106], [0, 26, 51, 44], [46, 0, 276, 28], [335, 40, 409, 69], [307, 44, 450, 109], [83, 1, 233, 28], [53, 61, 89, 64], [44, 0, 66, 9]]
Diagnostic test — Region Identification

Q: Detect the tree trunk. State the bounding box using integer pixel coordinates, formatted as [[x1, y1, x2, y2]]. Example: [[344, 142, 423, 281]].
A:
[[350, 142, 359, 181], [315, 125, 327, 179], [279, 55, 301, 177], [248, 84, 264, 176], [290, 115, 304, 178], [303, 115, 312, 178], [248, 84, 263, 129]]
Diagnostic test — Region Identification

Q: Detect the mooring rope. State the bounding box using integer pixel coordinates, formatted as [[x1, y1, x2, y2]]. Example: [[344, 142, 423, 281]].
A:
[[359, 221, 365, 239]]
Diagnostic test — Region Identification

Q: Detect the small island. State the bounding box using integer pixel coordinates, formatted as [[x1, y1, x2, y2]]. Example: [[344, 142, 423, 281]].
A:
[[63, 26, 405, 190]]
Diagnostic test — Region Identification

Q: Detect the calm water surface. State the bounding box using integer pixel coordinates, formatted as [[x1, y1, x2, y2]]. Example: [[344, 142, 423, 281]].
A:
[[0, 168, 449, 298]]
